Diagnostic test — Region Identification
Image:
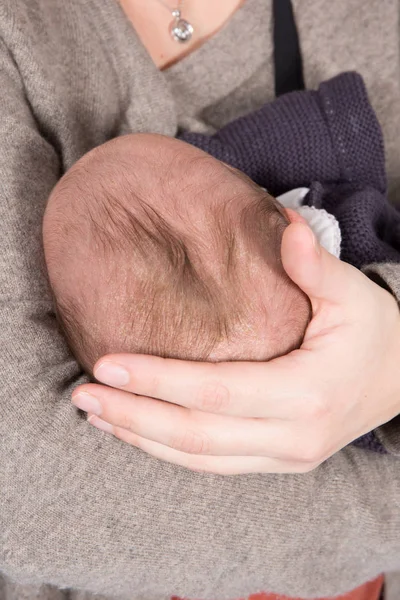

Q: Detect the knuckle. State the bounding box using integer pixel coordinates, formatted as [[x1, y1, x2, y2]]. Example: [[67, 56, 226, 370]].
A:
[[297, 433, 328, 464], [147, 374, 160, 397], [302, 393, 330, 422], [118, 413, 139, 434], [196, 380, 230, 413], [170, 429, 211, 455]]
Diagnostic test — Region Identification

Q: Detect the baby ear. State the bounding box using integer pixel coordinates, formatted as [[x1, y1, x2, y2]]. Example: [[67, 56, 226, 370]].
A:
[[284, 207, 308, 225]]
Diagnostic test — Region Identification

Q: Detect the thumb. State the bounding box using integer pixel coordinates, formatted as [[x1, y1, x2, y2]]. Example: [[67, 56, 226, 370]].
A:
[[281, 222, 360, 306]]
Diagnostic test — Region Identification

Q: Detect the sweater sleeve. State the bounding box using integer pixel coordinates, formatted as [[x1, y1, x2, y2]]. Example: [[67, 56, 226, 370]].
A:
[[3, 35, 400, 600]]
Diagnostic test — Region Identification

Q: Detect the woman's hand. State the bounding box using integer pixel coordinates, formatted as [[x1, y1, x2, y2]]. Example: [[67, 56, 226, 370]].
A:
[[72, 223, 400, 474]]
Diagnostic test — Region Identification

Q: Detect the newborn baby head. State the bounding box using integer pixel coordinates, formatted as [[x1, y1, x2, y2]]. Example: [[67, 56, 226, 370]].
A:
[[43, 134, 311, 374]]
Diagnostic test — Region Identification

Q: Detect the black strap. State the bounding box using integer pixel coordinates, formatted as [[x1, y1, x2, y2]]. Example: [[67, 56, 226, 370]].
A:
[[273, 0, 305, 96]]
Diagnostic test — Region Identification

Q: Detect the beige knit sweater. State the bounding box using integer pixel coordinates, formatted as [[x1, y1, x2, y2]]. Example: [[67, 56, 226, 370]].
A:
[[1, 1, 400, 599]]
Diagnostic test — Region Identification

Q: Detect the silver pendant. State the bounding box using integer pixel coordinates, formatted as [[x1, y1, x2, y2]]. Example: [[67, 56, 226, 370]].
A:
[[169, 9, 194, 43]]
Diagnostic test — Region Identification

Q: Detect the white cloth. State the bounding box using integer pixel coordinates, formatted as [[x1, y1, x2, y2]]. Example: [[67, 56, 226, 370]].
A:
[[277, 188, 342, 258]]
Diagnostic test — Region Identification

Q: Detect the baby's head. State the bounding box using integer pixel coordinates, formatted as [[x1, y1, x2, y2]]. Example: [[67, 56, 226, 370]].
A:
[[43, 134, 310, 374]]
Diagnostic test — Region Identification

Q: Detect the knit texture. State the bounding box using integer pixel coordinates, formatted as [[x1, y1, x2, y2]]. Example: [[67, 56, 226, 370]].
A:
[[181, 73, 385, 196], [1, 1, 400, 600]]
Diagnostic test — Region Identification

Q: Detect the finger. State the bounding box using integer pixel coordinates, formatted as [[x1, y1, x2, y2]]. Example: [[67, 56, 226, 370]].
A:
[[281, 222, 365, 309], [284, 207, 308, 225], [91, 354, 309, 418], [88, 419, 317, 474], [74, 384, 309, 458]]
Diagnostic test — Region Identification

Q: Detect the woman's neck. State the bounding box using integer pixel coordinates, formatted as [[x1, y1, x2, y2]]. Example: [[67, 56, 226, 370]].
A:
[[118, 0, 244, 69]]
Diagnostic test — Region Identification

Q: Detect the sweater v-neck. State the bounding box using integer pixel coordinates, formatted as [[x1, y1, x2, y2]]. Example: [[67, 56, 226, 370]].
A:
[[90, 0, 272, 133]]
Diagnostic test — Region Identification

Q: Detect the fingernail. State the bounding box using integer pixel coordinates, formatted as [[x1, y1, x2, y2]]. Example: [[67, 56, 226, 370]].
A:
[[88, 415, 113, 434], [94, 362, 130, 387], [72, 392, 102, 416]]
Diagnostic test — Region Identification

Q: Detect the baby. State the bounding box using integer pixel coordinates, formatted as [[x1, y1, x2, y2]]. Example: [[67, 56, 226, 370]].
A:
[[43, 133, 311, 374]]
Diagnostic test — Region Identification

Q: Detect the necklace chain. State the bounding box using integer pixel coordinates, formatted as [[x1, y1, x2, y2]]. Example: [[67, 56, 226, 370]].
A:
[[155, 0, 184, 14]]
